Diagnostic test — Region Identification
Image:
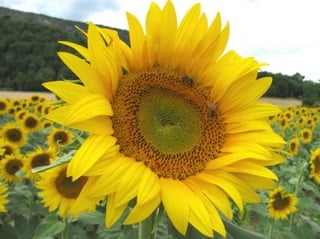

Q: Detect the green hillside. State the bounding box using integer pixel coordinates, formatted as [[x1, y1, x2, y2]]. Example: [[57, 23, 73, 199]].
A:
[[0, 7, 128, 91]]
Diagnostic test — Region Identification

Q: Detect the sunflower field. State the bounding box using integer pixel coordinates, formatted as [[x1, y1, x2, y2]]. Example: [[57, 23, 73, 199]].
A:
[[0, 95, 319, 239], [1, 1, 320, 239]]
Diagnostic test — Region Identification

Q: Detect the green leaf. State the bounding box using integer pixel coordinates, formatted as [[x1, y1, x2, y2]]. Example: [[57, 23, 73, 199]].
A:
[[77, 210, 106, 225], [14, 214, 40, 239], [222, 218, 265, 239], [33, 213, 66, 239], [0, 224, 18, 239], [32, 150, 76, 173]]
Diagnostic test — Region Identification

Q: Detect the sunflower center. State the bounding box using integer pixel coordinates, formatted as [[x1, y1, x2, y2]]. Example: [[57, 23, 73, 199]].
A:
[[5, 159, 23, 175], [55, 168, 88, 199], [6, 129, 22, 142], [25, 117, 38, 128], [273, 192, 290, 210], [31, 154, 51, 168], [0, 102, 6, 111], [53, 131, 69, 145], [112, 67, 225, 180]]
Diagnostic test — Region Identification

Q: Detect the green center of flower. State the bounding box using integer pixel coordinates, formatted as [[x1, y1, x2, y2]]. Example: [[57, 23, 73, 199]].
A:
[[55, 168, 88, 199], [138, 89, 203, 154], [112, 67, 225, 180]]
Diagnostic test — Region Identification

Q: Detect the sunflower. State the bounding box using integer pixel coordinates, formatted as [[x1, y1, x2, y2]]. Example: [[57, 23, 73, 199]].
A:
[[20, 112, 43, 132], [36, 164, 101, 218], [309, 148, 320, 184], [0, 182, 9, 212], [0, 154, 24, 183], [300, 128, 313, 144], [0, 98, 10, 115], [0, 139, 19, 160], [287, 137, 300, 156], [47, 128, 74, 148], [0, 122, 27, 147], [268, 187, 297, 220], [23, 147, 56, 180], [43, 1, 285, 237]]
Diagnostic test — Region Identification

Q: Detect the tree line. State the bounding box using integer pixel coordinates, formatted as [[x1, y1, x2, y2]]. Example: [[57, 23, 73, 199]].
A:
[[1, 11, 320, 105]]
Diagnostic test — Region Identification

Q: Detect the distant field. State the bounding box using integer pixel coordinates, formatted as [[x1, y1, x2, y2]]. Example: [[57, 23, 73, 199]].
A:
[[0, 91, 302, 107], [259, 97, 302, 107], [0, 91, 56, 100]]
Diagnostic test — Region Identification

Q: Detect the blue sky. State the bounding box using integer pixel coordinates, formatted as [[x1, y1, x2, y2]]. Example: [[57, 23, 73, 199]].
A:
[[1, 0, 319, 81]]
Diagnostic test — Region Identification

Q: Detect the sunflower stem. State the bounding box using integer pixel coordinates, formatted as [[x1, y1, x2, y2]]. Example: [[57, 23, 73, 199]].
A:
[[138, 209, 158, 239], [267, 221, 274, 239], [289, 161, 307, 230], [61, 216, 71, 239]]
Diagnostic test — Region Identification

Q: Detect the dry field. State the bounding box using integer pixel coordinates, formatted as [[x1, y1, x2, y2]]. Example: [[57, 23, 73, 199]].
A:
[[0, 91, 56, 100], [1, 91, 302, 107]]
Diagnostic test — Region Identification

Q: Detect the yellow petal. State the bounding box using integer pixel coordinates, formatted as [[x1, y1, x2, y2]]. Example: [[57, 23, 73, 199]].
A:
[[160, 178, 190, 235], [157, 0, 177, 65], [59, 41, 89, 60], [184, 179, 222, 237], [124, 195, 161, 224], [58, 52, 108, 96], [67, 135, 117, 180], [42, 81, 91, 104], [137, 168, 160, 205], [106, 193, 128, 228], [114, 162, 146, 207], [225, 161, 278, 180], [126, 12, 145, 69], [65, 94, 112, 124], [86, 157, 134, 198], [68, 116, 113, 134], [190, 177, 232, 219], [234, 173, 276, 189], [197, 172, 243, 211]]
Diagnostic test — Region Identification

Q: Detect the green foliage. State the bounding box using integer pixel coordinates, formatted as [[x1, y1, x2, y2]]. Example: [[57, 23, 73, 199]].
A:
[[0, 7, 129, 92]]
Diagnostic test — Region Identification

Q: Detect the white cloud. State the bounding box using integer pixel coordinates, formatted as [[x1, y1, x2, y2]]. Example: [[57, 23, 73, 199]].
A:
[[1, 0, 319, 80]]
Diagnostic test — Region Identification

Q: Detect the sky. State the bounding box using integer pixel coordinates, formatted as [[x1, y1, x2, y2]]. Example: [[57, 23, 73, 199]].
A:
[[1, 0, 319, 81]]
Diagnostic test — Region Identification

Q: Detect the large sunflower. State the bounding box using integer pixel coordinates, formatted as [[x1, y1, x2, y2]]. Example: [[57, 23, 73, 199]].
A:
[[43, 1, 284, 237]]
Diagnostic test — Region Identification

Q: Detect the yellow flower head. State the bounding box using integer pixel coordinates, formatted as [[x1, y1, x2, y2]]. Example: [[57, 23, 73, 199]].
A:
[[309, 148, 320, 184], [0, 139, 19, 160], [0, 98, 10, 115], [0, 154, 24, 183], [36, 164, 101, 218], [47, 128, 74, 148], [287, 137, 300, 156], [268, 187, 298, 220], [0, 122, 27, 147], [300, 128, 313, 144], [22, 147, 57, 180], [0, 182, 9, 212], [43, 1, 285, 237], [20, 112, 43, 133]]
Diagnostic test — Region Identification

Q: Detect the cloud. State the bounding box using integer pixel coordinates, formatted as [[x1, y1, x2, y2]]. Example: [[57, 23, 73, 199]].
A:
[[0, 0, 119, 21], [1, 0, 319, 80]]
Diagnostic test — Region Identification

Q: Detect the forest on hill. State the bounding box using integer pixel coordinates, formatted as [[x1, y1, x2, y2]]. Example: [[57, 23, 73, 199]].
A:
[[1, 7, 319, 105]]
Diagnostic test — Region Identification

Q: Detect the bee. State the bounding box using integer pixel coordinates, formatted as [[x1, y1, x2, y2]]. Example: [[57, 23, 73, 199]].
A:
[[206, 101, 217, 118], [181, 74, 194, 88]]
